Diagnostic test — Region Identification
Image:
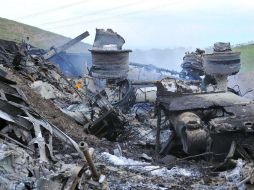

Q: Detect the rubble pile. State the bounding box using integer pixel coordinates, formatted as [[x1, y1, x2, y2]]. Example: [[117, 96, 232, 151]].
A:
[[0, 66, 108, 189], [1, 29, 254, 190]]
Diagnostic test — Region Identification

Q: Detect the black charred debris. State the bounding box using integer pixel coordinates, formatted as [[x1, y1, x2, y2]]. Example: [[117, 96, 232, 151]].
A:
[[0, 30, 254, 189]]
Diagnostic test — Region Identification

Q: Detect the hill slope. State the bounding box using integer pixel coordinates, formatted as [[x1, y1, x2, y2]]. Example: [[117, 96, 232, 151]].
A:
[[233, 44, 254, 72], [1, 17, 253, 71], [0, 17, 91, 53]]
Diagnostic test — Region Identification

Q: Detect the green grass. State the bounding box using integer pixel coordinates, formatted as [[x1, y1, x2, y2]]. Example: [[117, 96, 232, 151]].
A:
[[233, 44, 254, 72], [0, 17, 91, 53]]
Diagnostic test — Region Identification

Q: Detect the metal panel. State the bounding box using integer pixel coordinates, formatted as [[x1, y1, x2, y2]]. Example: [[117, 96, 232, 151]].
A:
[[158, 92, 252, 111]]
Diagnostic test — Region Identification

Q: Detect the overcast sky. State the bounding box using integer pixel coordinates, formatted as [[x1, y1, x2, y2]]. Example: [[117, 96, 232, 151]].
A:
[[0, 0, 254, 49]]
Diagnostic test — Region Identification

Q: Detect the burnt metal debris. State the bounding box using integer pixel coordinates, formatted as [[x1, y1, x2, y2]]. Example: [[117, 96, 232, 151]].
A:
[[0, 66, 107, 189], [204, 42, 241, 91], [42, 31, 89, 60], [180, 48, 205, 80], [1, 27, 254, 189], [86, 29, 135, 139], [87, 92, 128, 140], [156, 43, 254, 164], [0, 30, 131, 142], [89, 29, 132, 79]]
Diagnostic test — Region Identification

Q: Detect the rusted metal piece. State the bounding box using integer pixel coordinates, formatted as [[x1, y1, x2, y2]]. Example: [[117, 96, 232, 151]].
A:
[[70, 165, 88, 190], [79, 141, 100, 180]]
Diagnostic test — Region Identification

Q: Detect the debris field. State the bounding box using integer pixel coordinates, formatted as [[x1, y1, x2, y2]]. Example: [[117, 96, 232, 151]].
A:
[[0, 29, 254, 190]]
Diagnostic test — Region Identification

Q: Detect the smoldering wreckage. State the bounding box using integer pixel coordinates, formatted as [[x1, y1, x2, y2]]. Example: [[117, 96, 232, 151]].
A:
[[0, 28, 254, 190]]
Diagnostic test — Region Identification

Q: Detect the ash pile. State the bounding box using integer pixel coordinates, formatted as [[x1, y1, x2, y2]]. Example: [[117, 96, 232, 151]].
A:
[[1, 27, 254, 190]]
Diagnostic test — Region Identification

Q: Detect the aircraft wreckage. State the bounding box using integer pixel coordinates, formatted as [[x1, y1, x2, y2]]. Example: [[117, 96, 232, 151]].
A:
[[0, 29, 254, 189], [157, 45, 254, 159]]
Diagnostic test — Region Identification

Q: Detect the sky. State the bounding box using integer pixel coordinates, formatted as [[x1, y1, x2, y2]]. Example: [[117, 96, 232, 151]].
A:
[[0, 0, 254, 49]]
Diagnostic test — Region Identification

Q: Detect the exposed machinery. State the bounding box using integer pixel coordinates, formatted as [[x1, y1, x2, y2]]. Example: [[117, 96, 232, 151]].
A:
[[89, 29, 131, 79], [204, 42, 241, 91], [87, 29, 134, 140], [156, 42, 254, 160]]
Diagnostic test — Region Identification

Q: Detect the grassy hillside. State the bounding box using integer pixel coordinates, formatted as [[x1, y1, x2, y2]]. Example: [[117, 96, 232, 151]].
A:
[[233, 44, 254, 72], [0, 17, 253, 71], [0, 17, 91, 53]]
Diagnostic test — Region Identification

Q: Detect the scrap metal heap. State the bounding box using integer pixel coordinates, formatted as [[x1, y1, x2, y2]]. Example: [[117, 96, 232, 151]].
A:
[[0, 30, 133, 140], [156, 43, 254, 162], [0, 36, 112, 189], [0, 66, 108, 189], [2, 29, 254, 189], [87, 29, 135, 140]]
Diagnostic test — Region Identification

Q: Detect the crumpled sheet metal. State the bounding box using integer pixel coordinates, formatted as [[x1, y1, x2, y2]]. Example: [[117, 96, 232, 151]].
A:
[[0, 139, 33, 189], [180, 48, 205, 80], [0, 74, 83, 157], [93, 28, 125, 50], [213, 42, 232, 52], [0, 139, 84, 190], [0, 39, 19, 66], [182, 52, 203, 71], [156, 77, 200, 98], [0, 68, 97, 189], [0, 38, 92, 127]]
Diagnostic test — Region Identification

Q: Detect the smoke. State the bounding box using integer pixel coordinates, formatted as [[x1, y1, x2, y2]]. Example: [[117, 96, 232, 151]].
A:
[[42, 37, 92, 77], [129, 47, 191, 71], [50, 47, 192, 78]]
